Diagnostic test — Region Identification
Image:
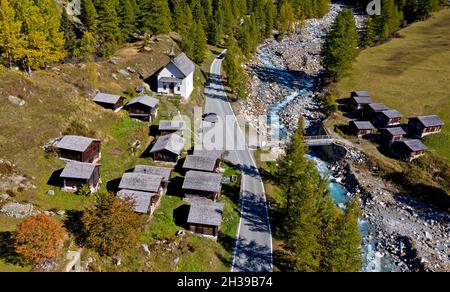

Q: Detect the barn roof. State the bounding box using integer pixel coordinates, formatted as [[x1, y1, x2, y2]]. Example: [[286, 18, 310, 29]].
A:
[[182, 171, 223, 193], [351, 96, 372, 105], [352, 121, 375, 130], [383, 127, 406, 136], [60, 161, 97, 180], [134, 165, 172, 182], [172, 53, 195, 77], [56, 135, 100, 153], [117, 189, 155, 214], [401, 140, 428, 152], [193, 145, 224, 160], [187, 199, 224, 227], [150, 133, 186, 155], [368, 103, 389, 112], [118, 173, 163, 193], [159, 120, 187, 131], [93, 93, 123, 104], [183, 155, 217, 172], [380, 109, 402, 119], [352, 91, 370, 97], [127, 95, 159, 108], [415, 115, 444, 127]]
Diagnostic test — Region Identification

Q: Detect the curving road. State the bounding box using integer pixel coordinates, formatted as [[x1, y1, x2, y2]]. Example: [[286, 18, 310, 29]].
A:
[[201, 51, 273, 272]]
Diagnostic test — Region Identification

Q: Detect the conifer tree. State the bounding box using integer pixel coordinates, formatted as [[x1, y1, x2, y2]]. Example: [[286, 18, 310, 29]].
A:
[[80, 0, 98, 32], [60, 9, 78, 57], [96, 0, 122, 57], [119, 0, 137, 40]]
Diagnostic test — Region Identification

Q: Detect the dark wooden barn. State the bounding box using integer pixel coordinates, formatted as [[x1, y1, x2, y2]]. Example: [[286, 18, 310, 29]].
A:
[[350, 121, 376, 137], [60, 161, 100, 193], [56, 135, 101, 163], [182, 171, 223, 201], [149, 133, 186, 163], [93, 93, 125, 112], [407, 115, 444, 138], [374, 109, 403, 128], [392, 139, 427, 161], [126, 95, 160, 122], [186, 198, 224, 238], [380, 127, 406, 144]]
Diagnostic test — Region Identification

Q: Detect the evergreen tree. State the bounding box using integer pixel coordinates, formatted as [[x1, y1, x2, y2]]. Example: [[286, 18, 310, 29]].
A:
[[223, 36, 247, 99], [60, 9, 78, 57], [119, 0, 137, 40], [96, 0, 122, 57], [73, 32, 96, 60], [360, 16, 375, 48], [322, 8, 358, 81], [139, 0, 172, 35], [80, 0, 98, 32], [193, 22, 207, 64], [278, 0, 295, 35]]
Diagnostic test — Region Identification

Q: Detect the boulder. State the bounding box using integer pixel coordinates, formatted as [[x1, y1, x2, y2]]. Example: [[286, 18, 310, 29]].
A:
[[8, 95, 26, 107], [47, 190, 55, 196]]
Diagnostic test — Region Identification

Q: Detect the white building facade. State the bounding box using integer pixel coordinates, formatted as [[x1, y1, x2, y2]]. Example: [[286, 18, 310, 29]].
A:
[[157, 52, 195, 100]]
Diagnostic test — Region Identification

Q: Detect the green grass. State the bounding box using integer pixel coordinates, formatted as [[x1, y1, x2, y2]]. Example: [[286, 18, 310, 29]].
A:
[[336, 9, 450, 162]]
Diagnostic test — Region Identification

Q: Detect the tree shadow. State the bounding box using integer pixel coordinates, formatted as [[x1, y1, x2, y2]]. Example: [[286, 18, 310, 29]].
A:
[[63, 210, 87, 246], [0, 231, 26, 267], [149, 125, 159, 137], [273, 249, 295, 272], [47, 169, 63, 187]]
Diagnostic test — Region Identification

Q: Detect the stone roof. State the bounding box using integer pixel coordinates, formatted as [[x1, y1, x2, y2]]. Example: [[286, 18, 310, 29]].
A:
[[415, 115, 444, 127], [183, 155, 217, 172], [193, 145, 224, 160], [150, 133, 186, 155], [172, 53, 195, 77], [352, 121, 375, 130], [60, 161, 97, 180], [351, 96, 372, 105], [383, 127, 406, 136], [56, 135, 100, 153], [127, 95, 159, 108], [182, 171, 223, 193], [187, 199, 224, 227], [117, 189, 155, 214], [134, 165, 172, 182], [159, 120, 187, 131], [118, 173, 163, 193], [380, 109, 402, 119], [401, 139, 428, 152], [352, 91, 370, 97], [93, 93, 123, 104], [368, 103, 389, 112]]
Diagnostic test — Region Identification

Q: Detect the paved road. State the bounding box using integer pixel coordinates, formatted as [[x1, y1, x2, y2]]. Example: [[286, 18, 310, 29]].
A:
[[201, 51, 273, 272]]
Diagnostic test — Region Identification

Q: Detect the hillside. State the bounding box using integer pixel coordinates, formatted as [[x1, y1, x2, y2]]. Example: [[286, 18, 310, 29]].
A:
[[0, 36, 238, 272]]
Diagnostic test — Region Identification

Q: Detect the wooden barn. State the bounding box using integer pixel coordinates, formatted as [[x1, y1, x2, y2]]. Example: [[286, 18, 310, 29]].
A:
[[407, 115, 444, 138], [133, 165, 173, 190], [186, 198, 224, 238], [182, 171, 223, 201], [392, 140, 427, 161], [158, 120, 187, 136], [56, 135, 101, 163], [149, 133, 186, 163], [117, 189, 161, 215], [350, 121, 375, 137], [93, 93, 125, 112], [125, 95, 160, 122], [364, 103, 389, 121], [349, 95, 372, 113], [375, 109, 403, 128], [183, 155, 221, 172], [60, 161, 100, 193], [118, 172, 164, 195], [380, 127, 406, 144], [193, 146, 224, 161]]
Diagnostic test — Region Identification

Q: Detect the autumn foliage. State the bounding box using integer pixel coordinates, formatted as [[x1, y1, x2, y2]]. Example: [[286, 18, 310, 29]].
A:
[[14, 214, 67, 265], [82, 192, 142, 256]]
